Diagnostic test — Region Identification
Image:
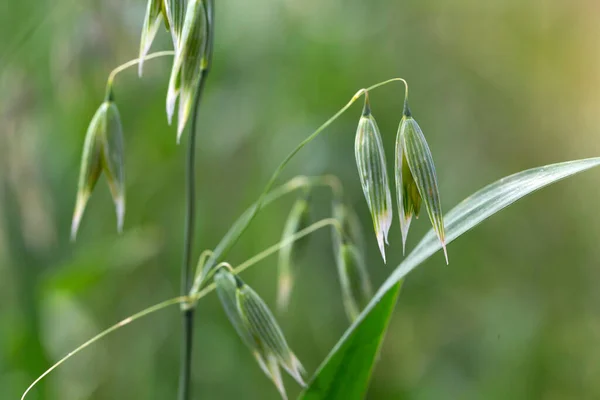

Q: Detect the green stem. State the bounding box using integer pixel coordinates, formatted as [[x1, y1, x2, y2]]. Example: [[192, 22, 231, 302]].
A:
[[105, 50, 175, 97], [179, 2, 214, 397], [178, 73, 208, 400]]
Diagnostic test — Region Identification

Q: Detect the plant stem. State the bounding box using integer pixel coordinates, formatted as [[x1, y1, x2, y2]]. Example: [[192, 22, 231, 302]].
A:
[[105, 50, 175, 94], [178, 74, 208, 400], [179, 0, 215, 395]]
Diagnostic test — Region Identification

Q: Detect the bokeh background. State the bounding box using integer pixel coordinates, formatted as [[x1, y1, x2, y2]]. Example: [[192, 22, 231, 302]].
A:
[[2, 0, 600, 399]]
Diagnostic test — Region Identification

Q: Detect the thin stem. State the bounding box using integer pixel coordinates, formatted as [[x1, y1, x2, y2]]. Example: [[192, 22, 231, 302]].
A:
[[178, 73, 208, 400], [179, 311, 194, 400], [106, 50, 175, 91], [365, 77, 408, 100], [20, 296, 188, 400], [179, 0, 215, 394]]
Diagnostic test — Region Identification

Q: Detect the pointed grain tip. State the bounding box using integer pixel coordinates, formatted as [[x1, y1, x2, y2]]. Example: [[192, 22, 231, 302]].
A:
[[115, 197, 125, 234], [176, 124, 185, 144], [376, 234, 387, 263], [442, 242, 449, 265], [70, 197, 87, 242], [166, 102, 175, 126], [70, 220, 79, 242]]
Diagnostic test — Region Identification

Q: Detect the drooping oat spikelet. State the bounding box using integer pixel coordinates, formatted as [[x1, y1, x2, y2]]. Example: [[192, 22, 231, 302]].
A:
[[102, 102, 125, 233], [166, 0, 208, 141], [237, 284, 305, 387], [214, 269, 305, 399], [138, 0, 164, 76], [354, 93, 393, 262], [277, 195, 311, 311], [396, 100, 447, 263], [71, 99, 125, 240], [71, 104, 106, 240], [214, 269, 256, 348], [395, 108, 421, 254]]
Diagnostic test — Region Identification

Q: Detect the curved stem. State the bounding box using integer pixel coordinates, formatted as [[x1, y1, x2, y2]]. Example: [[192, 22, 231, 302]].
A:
[[366, 77, 408, 100], [199, 78, 408, 282], [105, 50, 175, 98], [20, 296, 188, 400]]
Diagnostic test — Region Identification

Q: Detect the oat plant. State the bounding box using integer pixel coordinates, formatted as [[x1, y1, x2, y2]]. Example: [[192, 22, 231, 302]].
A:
[[20, 2, 600, 400]]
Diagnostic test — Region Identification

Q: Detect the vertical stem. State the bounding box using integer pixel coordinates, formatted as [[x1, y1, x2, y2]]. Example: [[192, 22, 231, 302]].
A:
[[178, 75, 207, 400], [179, 0, 214, 397]]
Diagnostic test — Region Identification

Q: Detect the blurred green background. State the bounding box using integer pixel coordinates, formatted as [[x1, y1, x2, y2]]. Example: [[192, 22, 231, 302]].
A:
[[2, 0, 600, 399]]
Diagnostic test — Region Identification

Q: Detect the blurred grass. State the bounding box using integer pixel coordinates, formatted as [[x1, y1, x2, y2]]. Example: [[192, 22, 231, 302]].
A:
[[2, 0, 600, 399]]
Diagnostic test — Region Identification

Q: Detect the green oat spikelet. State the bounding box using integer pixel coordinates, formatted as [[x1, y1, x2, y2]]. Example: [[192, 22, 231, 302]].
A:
[[166, 0, 208, 141], [215, 269, 305, 399], [138, 0, 164, 76], [396, 99, 447, 263], [214, 269, 256, 349], [277, 194, 311, 312], [71, 98, 125, 240], [354, 93, 393, 263], [237, 283, 305, 388]]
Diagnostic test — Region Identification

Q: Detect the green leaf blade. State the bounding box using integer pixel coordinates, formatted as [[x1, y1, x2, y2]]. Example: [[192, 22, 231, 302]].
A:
[[301, 157, 600, 400], [299, 281, 402, 400]]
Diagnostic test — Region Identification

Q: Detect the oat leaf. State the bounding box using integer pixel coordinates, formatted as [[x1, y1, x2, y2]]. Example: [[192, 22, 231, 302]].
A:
[[300, 157, 600, 400]]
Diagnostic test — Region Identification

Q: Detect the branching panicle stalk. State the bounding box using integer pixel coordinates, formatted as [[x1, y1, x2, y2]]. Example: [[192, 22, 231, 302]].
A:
[[196, 78, 409, 288]]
